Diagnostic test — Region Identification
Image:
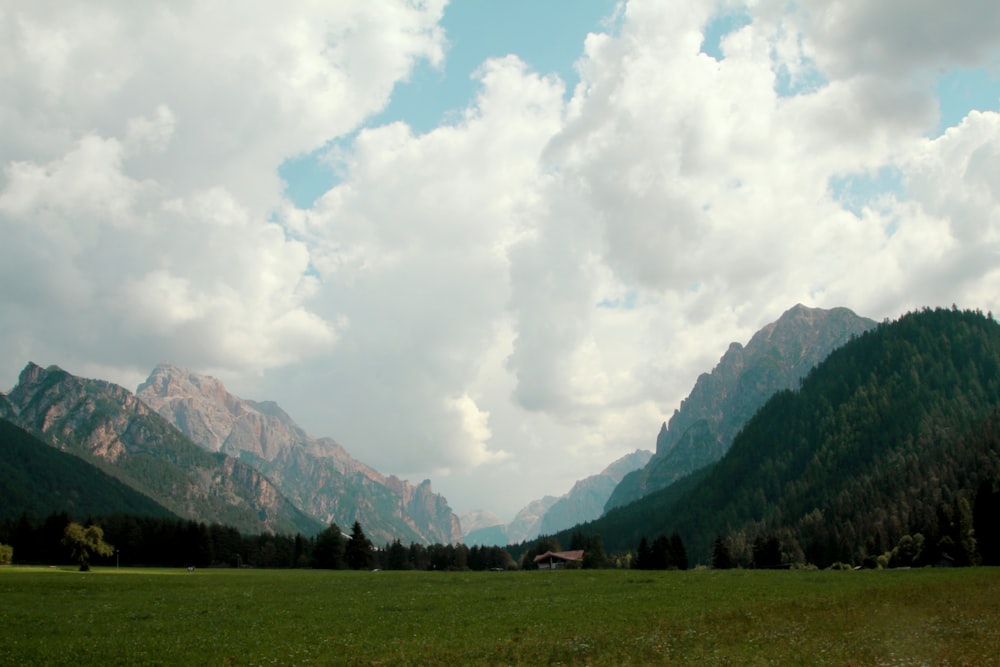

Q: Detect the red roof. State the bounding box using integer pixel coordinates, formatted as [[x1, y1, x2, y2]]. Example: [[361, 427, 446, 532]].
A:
[[533, 549, 585, 563]]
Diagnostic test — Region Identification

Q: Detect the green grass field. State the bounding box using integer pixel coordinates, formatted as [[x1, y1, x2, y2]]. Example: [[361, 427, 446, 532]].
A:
[[1, 566, 997, 666]]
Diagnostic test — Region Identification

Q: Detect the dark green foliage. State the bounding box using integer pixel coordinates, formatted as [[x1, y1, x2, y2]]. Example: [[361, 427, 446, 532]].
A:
[[752, 535, 783, 569], [313, 523, 346, 569], [634, 531, 687, 570], [345, 521, 374, 570], [466, 544, 516, 570], [712, 535, 733, 569], [635, 536, 652, 570], [385, 539, 410, 570], [974, 480, 1000, 565], [582, 534, 610, 569], [0, 513, 510, 571], [0, 419, 176, 520], [567, 530, 611, 568], [62, 522, 114, 571]]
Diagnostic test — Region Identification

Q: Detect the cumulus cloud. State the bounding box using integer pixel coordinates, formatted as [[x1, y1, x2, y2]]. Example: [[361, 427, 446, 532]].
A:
[[773, 0, 1000, 78], [2, 0, 1000, 518], [0, 0, 445, 385], [274, 55, 565, 478]]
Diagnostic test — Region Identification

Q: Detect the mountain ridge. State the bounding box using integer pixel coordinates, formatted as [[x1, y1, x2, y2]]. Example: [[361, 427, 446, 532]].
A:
[[464, 449, 652, 546], [607, 304, 877, 510], [534, 307, 1000, 567], [2, 363, 320, 536], [137, 363, 462, 545]]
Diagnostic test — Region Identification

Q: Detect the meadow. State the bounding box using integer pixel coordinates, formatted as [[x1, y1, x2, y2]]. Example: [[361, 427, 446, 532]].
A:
[[1, 566, 998, 666]]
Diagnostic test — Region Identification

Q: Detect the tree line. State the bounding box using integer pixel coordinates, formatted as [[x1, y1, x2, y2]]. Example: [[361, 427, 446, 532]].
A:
[[0, 512, 520, 571]]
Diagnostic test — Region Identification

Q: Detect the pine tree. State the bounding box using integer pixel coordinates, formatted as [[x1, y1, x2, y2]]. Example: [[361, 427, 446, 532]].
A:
[[712, 535, 733, 569], [669, 531, 688, 570], [634, 536, 651, 570], [345, 521, 374, 570], [312, 523, 345, 569]]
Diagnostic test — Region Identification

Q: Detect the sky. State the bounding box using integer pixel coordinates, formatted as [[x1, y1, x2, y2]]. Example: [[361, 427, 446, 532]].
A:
[[2, 1, 1000, 522]]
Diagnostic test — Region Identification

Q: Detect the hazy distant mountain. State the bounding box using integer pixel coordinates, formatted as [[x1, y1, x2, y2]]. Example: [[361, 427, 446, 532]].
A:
[[3, 363, 319, 535], [460, 509, 504, 536], [606, 304, 876, 510], [464, 450, 652, 546], [137, 363, 462, 545], [0, 417, 177, 521], [538, 449, 652, 535], [463, 496, 558, 547]]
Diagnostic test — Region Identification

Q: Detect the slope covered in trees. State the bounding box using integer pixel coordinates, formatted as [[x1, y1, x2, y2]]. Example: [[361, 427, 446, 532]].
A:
[[2, 363, 322, 536], [608, 305, 876, 510], [0, 418, 177, 521], [545, 308, 1000, 567]]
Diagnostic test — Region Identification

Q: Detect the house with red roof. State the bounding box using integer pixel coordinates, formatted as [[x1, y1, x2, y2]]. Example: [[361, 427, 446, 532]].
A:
[[533, 549, 585, 569]]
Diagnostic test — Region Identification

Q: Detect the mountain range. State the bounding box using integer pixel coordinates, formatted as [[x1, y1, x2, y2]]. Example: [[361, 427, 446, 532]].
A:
[[9, 302, 984, 569], [0, 362, 461, 544], [529, 307, 1000, 567], [467, 304, 874, 546], [1, 363, 319, 535], [136, 363, 461, 545]]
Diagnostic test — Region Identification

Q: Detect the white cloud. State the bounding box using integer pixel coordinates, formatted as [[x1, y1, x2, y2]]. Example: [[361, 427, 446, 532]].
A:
[[0, 0, 445, 384], [3, 0, 1000, 520], [773, 0, 1000, 79], [273, 55, 566, 483]]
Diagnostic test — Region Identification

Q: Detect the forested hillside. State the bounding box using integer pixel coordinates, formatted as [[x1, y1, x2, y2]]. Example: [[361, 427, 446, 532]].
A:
[[608, 305, 875, 510], [2, 364, 322, 536], [543, 308, 1000, 567], [0, 418, 176, 521]]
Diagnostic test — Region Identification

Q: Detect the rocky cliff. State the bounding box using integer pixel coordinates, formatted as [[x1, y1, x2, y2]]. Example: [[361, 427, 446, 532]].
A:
[[2, 363, 319, 535], [606, 304, 877, 510], [137, 363, 462, 545]]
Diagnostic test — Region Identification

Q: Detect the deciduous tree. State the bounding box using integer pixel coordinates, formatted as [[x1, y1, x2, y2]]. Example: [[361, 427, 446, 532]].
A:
[[62, 523, 114, 571]]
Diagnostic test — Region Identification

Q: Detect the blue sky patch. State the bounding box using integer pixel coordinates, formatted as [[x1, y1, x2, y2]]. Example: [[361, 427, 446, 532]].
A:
[[829, 165, 905, 217], [699, 10, 751, 60], [935, 67, 1000, 135], [280, 0, 618, 209], [598, 289, 638, 310]]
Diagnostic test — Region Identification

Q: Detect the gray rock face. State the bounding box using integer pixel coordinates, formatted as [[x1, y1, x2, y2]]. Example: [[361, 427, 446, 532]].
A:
[[606, 305, 877, 511], [137, 364, 462, 545]]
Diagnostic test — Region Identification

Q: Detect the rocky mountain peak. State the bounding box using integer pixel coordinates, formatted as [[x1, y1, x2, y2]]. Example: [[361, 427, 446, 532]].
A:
[[607, 305, 878, 510], [139, 363, 229, 403], [137, 364, 462, 545], [138, 364, 297, 458], [2, 362, 318, 536]]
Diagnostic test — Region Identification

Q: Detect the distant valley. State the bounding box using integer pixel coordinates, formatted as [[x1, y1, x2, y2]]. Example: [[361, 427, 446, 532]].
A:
[[3, 305, 999, 572]]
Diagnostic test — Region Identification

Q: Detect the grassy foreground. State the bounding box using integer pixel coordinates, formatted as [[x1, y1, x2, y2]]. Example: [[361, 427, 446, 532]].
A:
[[1, 566, 997, 666]]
